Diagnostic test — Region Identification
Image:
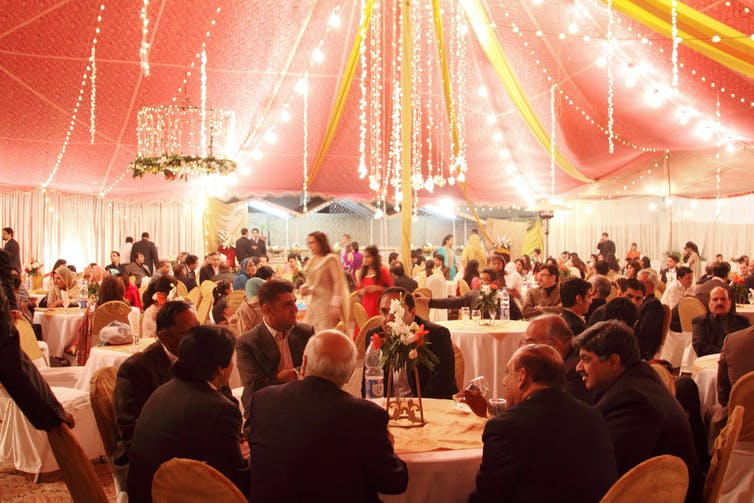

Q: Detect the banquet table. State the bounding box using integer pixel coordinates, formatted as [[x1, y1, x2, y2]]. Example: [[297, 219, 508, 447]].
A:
[[735, 304, 754, 325], [32, 307, 85, 358], [691, 353, 719, 418], [440, 319, 529, 398], [381, 398, 486, 503]]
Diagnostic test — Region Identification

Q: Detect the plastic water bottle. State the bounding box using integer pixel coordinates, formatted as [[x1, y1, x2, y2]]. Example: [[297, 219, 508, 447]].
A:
[[79, 280, 88, 310], [364, 337, 384, 399], [499, 288, 510, 321]]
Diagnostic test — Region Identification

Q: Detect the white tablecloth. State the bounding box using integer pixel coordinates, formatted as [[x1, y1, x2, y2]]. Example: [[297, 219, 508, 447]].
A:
[[691, 353, 719, 418], [441, 319, 529, 398], [735, 304, 754, 325], [32, 308, 85, 358]]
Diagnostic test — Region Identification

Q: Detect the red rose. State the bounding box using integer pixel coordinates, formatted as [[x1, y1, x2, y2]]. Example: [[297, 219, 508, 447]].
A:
[[488, 283, 498, 290], [733, 276, 744, 284], [371, 335, 383, 350]]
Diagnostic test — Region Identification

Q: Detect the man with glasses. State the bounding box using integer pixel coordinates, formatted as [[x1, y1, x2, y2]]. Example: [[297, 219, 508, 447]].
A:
[[521, 264, 562, 320]]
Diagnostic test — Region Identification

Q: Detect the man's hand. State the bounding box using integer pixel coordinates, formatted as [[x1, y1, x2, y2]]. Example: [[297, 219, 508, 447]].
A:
[[9, 309, 22, 321], [453, 389, 488, 418], [414, 295, 429, 306], [276, 369, 298, 382]]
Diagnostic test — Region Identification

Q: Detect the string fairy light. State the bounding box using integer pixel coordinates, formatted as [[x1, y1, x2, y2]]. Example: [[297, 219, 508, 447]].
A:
[[606, 0, 615, 154], [140, 0, 151, 76], [671, 0, 679, 92], [89, 46, 96, 144], [41, 3, 105, 190], [550, 84, 556, 200], [302, 72, 309, 213], [200, 48, 207, 157], [715, 91, 721, 212]]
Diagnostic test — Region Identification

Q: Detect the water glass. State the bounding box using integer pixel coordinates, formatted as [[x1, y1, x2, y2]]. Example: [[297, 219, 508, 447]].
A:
[[460, 307, 471, 320], [487, 398, 507, 417], [467, 376, 489, 397], [471, 309, 482, 325]]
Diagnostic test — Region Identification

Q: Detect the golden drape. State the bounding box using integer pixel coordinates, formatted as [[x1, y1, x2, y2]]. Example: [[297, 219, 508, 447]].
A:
[[203, 199, 247, 256]]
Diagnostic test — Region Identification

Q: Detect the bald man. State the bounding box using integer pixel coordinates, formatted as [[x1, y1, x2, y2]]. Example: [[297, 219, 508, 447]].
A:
[[522, 315, 596, 404], [470, 344, 616, 502], [248, 330, 407, 502], [691, 286, 750, 357]]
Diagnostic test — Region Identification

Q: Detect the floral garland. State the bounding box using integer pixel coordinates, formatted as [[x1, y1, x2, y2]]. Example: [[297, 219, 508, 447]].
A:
[[130, 155, 237, 180], [371, 297, 438, 371]]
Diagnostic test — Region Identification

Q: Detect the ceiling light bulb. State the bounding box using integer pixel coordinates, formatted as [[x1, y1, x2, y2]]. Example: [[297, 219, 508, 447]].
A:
[[312, 48, 324, 62], [263, 131, 277, 144], [596, 56, 607, 67], [328, 13, 341, 28], [477, 86, 488, 98], [493, 132, 503, 142], [280, 109, 291, 122], [568, 23, 578, 34]]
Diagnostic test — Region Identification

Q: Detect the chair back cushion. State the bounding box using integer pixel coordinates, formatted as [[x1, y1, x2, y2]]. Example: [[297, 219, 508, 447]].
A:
[[599, 454, 688, 503], [226, 290, 245, 315], [452, 343, 465, 391], [91, 301, 132, 339], [89, 366, 119, 457], [649, 362, 676, 395], [151, 458, 247, 503], [355, 316, 383, 360], [678, 296, 706, 333], [186, 287, 202, 307], [351, 302, 369, 330], [46, 424, 109, 503], [704, 405, 744, 503], [15, 318, 44, 362], [729, 370, 754, 441]]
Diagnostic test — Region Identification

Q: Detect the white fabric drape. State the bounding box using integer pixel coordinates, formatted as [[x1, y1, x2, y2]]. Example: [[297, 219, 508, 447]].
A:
[[0, 189, 204, 272]]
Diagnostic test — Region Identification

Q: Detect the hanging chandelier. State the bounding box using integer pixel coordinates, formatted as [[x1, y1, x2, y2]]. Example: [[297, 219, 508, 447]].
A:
[[130, 103, 237, 181]]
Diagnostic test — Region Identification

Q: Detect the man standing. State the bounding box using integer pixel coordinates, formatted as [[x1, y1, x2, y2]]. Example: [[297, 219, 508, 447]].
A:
[[635, 269, 666, 360], [249, 330, 408, 501], [249, 227, 267, 258], [339, 233, 351, 265], [692, 286, 749, 357], [235, 279, 315, 432], [470, 344, 616, 502], [199, 252, 221, 284], [130, 232, 159, 275], [560, 277, 592, 336], [596, 232, 617, 268], [119, 237, 133, 265], [522, 263, 561, 319], [575, 321, 700, 500], [661, 266, 694, 309], [2, 227, 21, 272], [235, 228, 253, 264]]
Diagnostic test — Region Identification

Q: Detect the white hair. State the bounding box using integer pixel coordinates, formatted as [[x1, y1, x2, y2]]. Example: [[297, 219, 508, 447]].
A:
[[303, 330, 357, 386], [638, 268, 658, 287]]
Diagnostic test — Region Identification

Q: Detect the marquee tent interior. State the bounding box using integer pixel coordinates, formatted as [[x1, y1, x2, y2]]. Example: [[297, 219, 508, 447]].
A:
[[2, 0, 754, 266]]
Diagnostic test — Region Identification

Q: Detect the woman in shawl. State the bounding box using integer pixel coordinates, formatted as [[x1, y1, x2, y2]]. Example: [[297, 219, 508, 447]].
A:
[[462, 233, 486, 269], [300, 231, 349, 332], [41, 265, 79, 308]]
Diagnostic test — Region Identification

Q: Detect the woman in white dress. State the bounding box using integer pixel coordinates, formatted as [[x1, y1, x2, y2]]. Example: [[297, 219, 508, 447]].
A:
[[300, 232, 349, 332]]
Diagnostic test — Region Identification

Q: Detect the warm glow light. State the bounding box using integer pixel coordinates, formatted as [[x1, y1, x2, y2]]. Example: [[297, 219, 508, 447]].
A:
[[328, 13, 341, 28], [711, 35, 721, 43], [568, 23, 578, 34], [312, 47, 324, 62], [596, 56, 607, 67], [486, 113, 497, 124], [295, 79, 308, 95], [493, 132, 503, 142], [280, 109, 291, 122], [644, 88, 663, 108], [649, 202, 657, 211], [263, 131, 277, 144], [477, 86, 488, 98]]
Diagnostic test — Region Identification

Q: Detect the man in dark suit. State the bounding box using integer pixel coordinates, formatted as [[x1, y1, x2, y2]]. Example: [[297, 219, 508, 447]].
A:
[[660, 254, 680, 284], [560, 277, 592, 336], [2, 227, 21, 272], [113, 301, 198, 474], [576, 320, 701, 502], [236, 279, 314, 434], [587, 274, 610, 323], [249, 227, 267, 257], [695, 261, 735, 313], [368, 287, 457, 399], [390, 262, 418, 292], [692, 286, 749, 357], [249, 329, 407, 502], [235, 227, 253, 264], [635, 269, 666, 360], [198, 251, 221, 284], [717, 325, 754, 407], [130, 232, 159, 275], [124, 252, 150, 287], [128, 325, 249, 502], [470, 344, 616, 502]]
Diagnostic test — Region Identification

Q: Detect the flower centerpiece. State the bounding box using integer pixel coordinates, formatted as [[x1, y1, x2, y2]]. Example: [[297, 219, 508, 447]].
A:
[[24, 259, 44, 290], [371, 295, 438, 427], [475, 283, 499, 322], [730, 275, 749, 304]]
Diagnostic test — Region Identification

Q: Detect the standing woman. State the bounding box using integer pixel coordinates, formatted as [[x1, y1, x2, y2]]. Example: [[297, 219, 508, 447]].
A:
[[683, 241, 702, 280], [300, 231, 349, 332], [438, 234, 457, 280], [356, 245, 393, 317]]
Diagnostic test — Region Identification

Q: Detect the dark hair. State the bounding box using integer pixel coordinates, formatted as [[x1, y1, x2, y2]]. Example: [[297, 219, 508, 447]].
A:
[[380, 286, 415, 310], [569, 253, 586, 278], [52, 259, 67, 271], [98, 275, 125, 304], [308, 231, 333, 255], [184, 254, 198, 267], [442, 234, 453, 246], [143, 276, 177, 309], [534, 248, 541, 254], [125, 236, 134, 243], [362, 245, 384, 284], [172, 263, 187, 277], [541, 263, 559, 279], [667, 254, 679, 264], [433, 252, 445, 265], [251, 228, 260, 233], [141, 232, 149, 239], [213, 280, 232, 301], [172, 325, 236, 382], [603, 297, 639, 327], [560, 278, 592, 307], [351, 242, 359, 253], [623, 277, 645, 294], [463, 260, 481, 286], [257, 279, 294, 306], [241, 227, 248, 235], [575, 320, 641, 367], [67, 265, 77, 272], [513, 344, 566, 387], [255, 265, 275, 280], [481, 268, 498, 282], [711, 261, 731, 279], [155, 300, 193, 332], [287, 253, 299, 262], [388, 252, 399, 263], [390, 262, 407, 278], [640, 256, 651, 269], [595, 261, 609, 275], [111, 250, 120, 257], [684, 241, 699, 254], [625, 260, 642, 278], [676, 266, 693, 279], [2, 227, 13, 236]]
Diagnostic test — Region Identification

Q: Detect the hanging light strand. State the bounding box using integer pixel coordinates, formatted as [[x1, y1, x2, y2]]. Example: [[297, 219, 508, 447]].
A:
[[140, 0, 151, 75], [200, 48, 208, 157], [550, 84, 557, 200], [671, 0, 679, 92], [89, 47, 97, 144], [357, 0, 368, 180], [715, 91, 721, 206], [606, 0, 615, 154], [302, 72, 309, 214]]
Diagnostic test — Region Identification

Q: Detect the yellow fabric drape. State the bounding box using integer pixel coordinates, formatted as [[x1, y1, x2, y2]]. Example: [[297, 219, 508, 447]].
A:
[[459, 0, 592, 184], [608, 0, 754, 79], [203, 198, 247, 256], [306, 0, 375, 188], [522, 218, 544, 257], [400, 0, 413, 268]]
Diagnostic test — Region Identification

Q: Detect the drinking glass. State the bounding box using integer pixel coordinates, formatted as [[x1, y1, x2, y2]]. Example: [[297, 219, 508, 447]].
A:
[[749, 290, 754, 305], [467, 376, 489, 397], [487, 398, 507, 417], [471, 309, 482, 325], [61, 291, 70, 310], [460, 307, 471, 320]]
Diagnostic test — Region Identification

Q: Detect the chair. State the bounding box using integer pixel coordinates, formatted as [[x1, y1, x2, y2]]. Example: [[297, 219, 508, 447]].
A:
[[138, 281, 149, 299], [196, 294, 214, 324], [413, 293, 430, 320], [175, 280, 188, 298], [151, 457, 247, 503], [649, 362, 676, 395], [729, 370, 754, 442], [186, 286, 201, 306], [91, 301, 133, 345], [199, 280, 217, 297], [355, 315, 383, 360], [653, 304, 672, 360], [606, 284, 618, 302], [414, 287, 432, 299], [89, 366, 127, 501], [599, 455, 688, 503], [704, 405, 744, 503], [452, 343, 465, 391], [225, 290, 245, 315], [351, 302, 369, 331], [678, 296, 707, 333], [458, 278, 470, 296], [657, 281, 666, 295], [15, 318, 83, 388], [46, 424, 108, 503]]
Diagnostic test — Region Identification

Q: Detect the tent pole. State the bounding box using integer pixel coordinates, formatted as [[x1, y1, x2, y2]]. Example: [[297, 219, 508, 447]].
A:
[[399, 0, 413, 267]]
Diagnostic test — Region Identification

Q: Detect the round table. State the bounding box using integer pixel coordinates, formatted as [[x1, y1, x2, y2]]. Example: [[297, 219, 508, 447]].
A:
[[381, 398, 486, 503], [32, 308, 86, 358], [440, 319, 529, 398], [735, 304, 754, 325], [691, 353, 719, 418]]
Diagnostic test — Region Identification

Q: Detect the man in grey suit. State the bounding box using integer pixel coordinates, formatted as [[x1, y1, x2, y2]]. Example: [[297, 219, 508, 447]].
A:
[[235, 279, 314, 436]]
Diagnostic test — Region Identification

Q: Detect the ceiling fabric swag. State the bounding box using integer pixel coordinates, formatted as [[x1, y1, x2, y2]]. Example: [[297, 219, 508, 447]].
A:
[[608, 0, 754, 79], [458, 0, 593, 184]]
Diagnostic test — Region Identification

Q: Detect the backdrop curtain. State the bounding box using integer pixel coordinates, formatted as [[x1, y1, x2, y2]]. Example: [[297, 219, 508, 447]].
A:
[[204, 199, 248, 255]]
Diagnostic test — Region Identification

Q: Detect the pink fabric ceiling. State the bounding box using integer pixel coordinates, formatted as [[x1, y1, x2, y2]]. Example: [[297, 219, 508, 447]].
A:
[[1, 0, 753, 204]]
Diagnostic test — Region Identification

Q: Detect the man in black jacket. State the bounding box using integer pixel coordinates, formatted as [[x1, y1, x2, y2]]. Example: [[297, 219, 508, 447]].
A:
[[130, 232, 159, 275]]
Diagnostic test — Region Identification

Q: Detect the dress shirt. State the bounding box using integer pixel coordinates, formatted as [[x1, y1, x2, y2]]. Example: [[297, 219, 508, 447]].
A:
[[263, 320, 294, 373], [661, 280, 693, 309]]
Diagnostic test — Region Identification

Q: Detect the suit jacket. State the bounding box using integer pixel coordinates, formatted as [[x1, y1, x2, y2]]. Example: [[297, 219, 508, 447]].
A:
[[470, 388, 616, 503], [235, 236, 253, 263], [522, 285, 561, 319], [691, 312, 750, 357], [563, 346, 596, 405], [717, 326, 754, 406], [585, 297, 606, 325], [198, 264, 217, 284], [236, 322, 314, 431], [127, 378, 249, 502], [365, 316, 458, 400], [174, 273, 197, 292], [130, 238, 159, 275], [596, 361, 701, 501], [694, 277, 736, 313], [249, 376, 407, 502], [634, 296, 665, 360], [249, 237, 267, 257], [428, 290, 523, 320], [3, 237, 20, 272], [124, 262, 150, 286], [562, 309, 587, 336], [0, 249, 18, 310], [393, 275, 418, 292]]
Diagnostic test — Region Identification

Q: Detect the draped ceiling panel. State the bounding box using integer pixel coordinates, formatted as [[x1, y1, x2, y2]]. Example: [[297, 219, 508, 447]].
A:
[[1, 0, 753, 205]]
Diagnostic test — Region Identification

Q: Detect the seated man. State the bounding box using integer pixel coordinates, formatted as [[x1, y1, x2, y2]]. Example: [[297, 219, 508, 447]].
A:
[[692, 286, 749, 357], [661, 266, 694, 309], [368, 287, 457, 399], [560, 277, 592, 336], [235, 279, 314, 434], [521, 264, 561, 319], [390, 262, 418, 292], [635, 269, 666, 360], [522, 314, 595, 404], [575, 320, 701, 501], [124, 252, 150, 287], [128, 325, 249, 501], [113, 301, 198, 473], [586, 274, 610, 322], [718, 325, 754, 407], [249, 330, 408, 501], [470, 344, 616, 502]]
